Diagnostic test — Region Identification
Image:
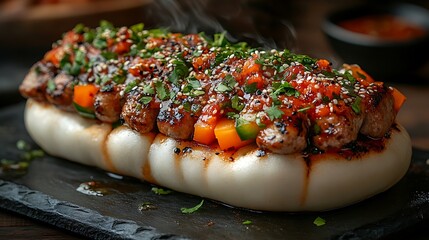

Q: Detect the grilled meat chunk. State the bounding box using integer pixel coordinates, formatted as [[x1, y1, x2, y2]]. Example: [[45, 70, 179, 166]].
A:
[[313, 112, 364, 150], [94, 85, 123, 123], [19, 65, 51, 102], [360, 90, 396, 138], [45, 73, 75, 111], [257, 118, 308, 154], [157, 101, 196, 140], [122, 92, 158, 134]]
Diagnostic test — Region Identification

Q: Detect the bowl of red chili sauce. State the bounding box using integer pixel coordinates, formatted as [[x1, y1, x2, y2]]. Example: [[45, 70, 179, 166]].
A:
[[323, 3, 429, 80]]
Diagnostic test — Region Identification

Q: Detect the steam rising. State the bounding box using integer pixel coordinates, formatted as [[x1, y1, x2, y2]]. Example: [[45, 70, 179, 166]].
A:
[[144, 0, 297, 50]]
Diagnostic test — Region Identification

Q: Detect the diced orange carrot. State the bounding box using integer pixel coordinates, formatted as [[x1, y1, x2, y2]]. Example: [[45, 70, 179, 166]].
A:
[[316, 59, 332, 72], [193, 121, 217, 145], [43, 47, 64, 67], [214, 119, 254, 150], [246, 73, 265, 89], [391, 87, 406, 112], [73, 84, 99, 108]]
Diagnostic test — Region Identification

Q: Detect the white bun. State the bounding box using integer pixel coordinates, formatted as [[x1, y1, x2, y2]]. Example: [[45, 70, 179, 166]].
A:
[[25, 99, 412, 211]]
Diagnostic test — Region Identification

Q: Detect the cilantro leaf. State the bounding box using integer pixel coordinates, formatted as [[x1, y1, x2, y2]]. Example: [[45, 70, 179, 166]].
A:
[[266, 105, 284, 120], [169, 59, 189, 84], [231, 95, 244, 111], [215, 74, 236, 93], [212, 32, 228, 47], [155, 81, 169, 100], [181, 200, 204, 214], [313, 216, 326, 227], [351, 96, 362, 114], [130, 23, 144, 33], [242, 220, 252, 225], [244, 82, 258, 94], [151, 187, 172, 195], [139, 96, 153, 105], [272, 81, 300, 97]]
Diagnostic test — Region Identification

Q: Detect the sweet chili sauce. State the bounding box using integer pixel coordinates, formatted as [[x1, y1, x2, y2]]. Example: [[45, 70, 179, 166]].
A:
[[339, 14, 426, 41]]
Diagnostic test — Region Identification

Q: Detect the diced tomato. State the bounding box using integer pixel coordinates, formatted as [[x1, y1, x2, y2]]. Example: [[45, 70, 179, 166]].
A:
[[114, 41, 132, 54], [63, 31, 83, 44], [316, 59, 332, 72]]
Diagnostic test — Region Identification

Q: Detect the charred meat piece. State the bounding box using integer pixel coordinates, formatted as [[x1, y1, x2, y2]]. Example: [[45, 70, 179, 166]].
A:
[[94, 85, 123, 123], [122, 92, 158, 134], [19, 64, 52, 102], [257, 117, 308, 154], [360, 90, 396, 138], [157, 101, 196, 140], [313, 112, 364, 150], [45, 72, 75, 111]]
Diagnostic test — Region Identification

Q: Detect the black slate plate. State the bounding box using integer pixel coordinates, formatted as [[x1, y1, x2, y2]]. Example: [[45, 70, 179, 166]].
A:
[[1, 102, 429, 240]]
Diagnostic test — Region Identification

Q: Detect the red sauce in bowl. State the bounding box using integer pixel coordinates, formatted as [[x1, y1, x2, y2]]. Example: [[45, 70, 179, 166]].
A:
[[338, 14, 426, 41]]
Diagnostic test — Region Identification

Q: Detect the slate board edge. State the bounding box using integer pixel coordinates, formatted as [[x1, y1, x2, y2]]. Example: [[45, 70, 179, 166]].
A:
[[0, 179, 190, 240]]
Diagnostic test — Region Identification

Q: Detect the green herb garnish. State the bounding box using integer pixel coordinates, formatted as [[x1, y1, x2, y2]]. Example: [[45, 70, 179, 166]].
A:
[[154, 81, 169, 100], [215, 74, 236, 93], [313, 216, 326, 227], [351, 96, 362, 114], [151, 187, 172, 195], [266, 105, 284, 120], [139, 96, 153, 105], [181, 200, 204, 214], [169, 59, 189, 84], [242, 220, 252, 225]]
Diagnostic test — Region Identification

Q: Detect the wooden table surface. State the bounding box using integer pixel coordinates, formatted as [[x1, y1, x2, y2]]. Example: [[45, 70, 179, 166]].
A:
[[1, 0, 428, 239]]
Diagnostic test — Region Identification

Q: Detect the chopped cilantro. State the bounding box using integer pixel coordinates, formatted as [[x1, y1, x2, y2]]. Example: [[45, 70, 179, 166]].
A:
[[344, 70, 356, 84], [151, 187, 172, 195], [169, 59, 189, 84], [297, 106, 311, 112], [182, 77, 203, 97], [351, 96, 362, 114], [139, 96, 152, 105], [231, 95, 244, 111], [47, 79, 56, 93], [212, 32, 228, 47], [93, 38, 108, 49], [16, 140, 31, 151], [242, 220, 252, 225], [142, 84, 155, 95], [313, 216, 326, 227], [73, 23, 85, 34], [154, 81, 169, 100], [244, 82, 258, 94], [215, 74, 236, 93], [124, 81, 137, 93], [313, 124, 321, 135], [101, 51, 117, 60], [266, 105, 284, 120], [130, 23, 144, 33], [83, 30, 95, 42], [181, 200, 204, 214], [147, 28, 168, 38]]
